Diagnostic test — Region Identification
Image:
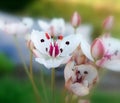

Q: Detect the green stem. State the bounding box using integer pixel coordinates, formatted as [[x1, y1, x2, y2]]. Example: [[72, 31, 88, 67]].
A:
[[51, 68, 55, 103], [69, 93, 73, 103], [40, 69, 49, 103], [13, 36, 41, 103], [30, 51, 33, 76]]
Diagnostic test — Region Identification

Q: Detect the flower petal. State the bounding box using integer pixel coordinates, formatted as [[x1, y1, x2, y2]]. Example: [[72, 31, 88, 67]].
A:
[[38, 20, 49, 31], [91, 38, 105, 60], [35, 56, 70, 69], [50, 18, 65, 35], [99, 59, 120, 71], [102, 37, 120, 55], [31, 30, 51, 55], [79, 35, 94, 61], [60, 34, 81, 56], [64, 61, 75, 81], [70, 83, 89, 96]]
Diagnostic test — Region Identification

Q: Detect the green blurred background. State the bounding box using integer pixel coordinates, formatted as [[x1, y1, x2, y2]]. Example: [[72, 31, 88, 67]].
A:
[[0, 0, 120, 103]]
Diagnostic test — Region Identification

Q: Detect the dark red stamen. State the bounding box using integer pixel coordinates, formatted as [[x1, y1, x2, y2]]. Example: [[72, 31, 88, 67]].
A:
[[45, 33, 50, 40], [75, 70, 83, 83], [54, 42, 59, 57], [49, 43, 53, 56], [58, 35, 63, 40], [48, 42, 60, 57]]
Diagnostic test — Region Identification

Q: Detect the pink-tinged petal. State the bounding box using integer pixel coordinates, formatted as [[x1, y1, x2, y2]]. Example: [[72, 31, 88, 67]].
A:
[[71, 11, 81, 28], [103, 16, 114, 30], [27, 40, 35, 50], [64, 61, 75, 81], [91, 38, 105, 61], [32, 49, 43, 58], [70, 83, 89, 96], [64, 63, 98, 96], [72, 46, 87, 65]]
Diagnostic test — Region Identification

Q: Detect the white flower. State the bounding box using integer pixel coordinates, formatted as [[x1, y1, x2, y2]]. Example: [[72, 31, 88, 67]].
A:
[[4, 23, 29, 35], [0, 18, 33, 36], [64, 61, 98, 96], [29, 30, 91, 69], [38, 18, 65, 36], [96, 37, 120, 71]]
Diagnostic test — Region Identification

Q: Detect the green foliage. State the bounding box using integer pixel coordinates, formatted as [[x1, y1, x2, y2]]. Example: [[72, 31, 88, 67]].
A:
[[91, 91, 120, 103], [0, 77, 35, 103], [23, 1, 120, 38], [0, 53, 15, 73], [0, 76, 120, 103], [0, 0, 35, 12]]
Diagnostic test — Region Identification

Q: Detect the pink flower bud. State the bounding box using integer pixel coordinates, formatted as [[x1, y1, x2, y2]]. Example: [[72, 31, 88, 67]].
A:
[[71, 11, 81, 28], [103, 16, 114, 30], [91, 38, 105, 61]]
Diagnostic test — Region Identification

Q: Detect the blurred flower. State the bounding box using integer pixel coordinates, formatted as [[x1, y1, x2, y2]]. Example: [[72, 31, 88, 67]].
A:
[[4, 23, 28, 35], [29, 30, 85, 69], [103, 16, 114, 31], [22, 17, 34, 29], [91, 38, 105, 61], [38, 18, 65, 37], [71, 11, 81, 28], [0, 18, 33, 36], [64, 61, 98, 96], [95, 37, 120, 71]]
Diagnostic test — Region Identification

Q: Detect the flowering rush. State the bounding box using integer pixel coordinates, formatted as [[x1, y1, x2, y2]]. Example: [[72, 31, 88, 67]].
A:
[[26, 13, 120, 97], [91, 36, 120, 71], [1, 11, 120, 98], [27, 30, 92, 69], [0, 17, 33, 36]]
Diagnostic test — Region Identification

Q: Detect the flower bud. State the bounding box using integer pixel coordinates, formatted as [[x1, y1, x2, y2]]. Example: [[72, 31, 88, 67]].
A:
[[91, 38, 105, 61], [103, 16, 114, 31], [71, 11, 81, 28]]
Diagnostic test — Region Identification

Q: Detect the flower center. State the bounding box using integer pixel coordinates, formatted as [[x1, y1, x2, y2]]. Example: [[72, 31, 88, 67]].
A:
[[49, 42, 59, 57], [74, 70, 88, 84], [74, 70, 83, 83]]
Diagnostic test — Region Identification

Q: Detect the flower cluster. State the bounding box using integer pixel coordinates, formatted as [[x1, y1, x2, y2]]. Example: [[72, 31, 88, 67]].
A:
[[0, 12, 120, 98]]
